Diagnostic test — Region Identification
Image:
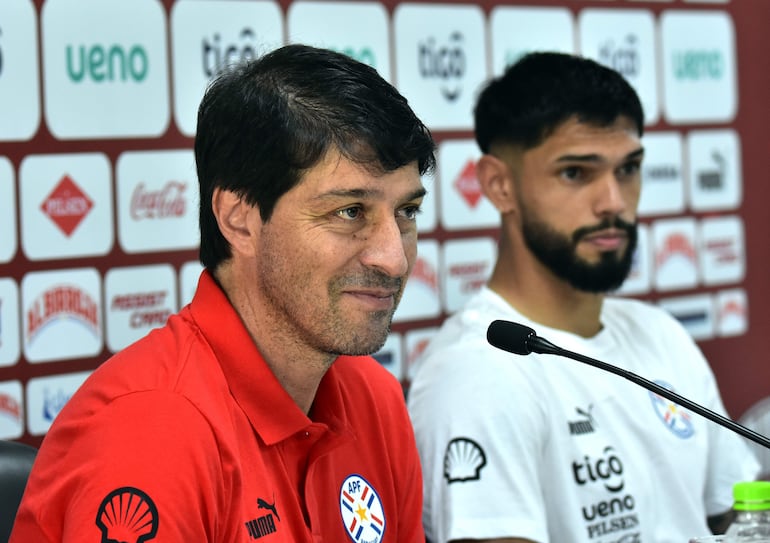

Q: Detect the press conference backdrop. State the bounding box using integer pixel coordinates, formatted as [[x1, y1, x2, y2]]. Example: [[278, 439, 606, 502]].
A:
[[1, 0, 768, 447]]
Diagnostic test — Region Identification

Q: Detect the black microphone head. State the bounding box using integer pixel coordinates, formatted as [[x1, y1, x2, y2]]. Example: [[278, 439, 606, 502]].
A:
[[486, 320, 537, 355]]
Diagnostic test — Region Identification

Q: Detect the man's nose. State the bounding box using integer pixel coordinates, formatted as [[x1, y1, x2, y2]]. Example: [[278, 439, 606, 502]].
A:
[[359, 216, 411, 278]]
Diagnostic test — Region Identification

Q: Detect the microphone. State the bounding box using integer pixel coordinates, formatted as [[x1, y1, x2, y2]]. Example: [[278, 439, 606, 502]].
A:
[[486, 319, 770, 450]]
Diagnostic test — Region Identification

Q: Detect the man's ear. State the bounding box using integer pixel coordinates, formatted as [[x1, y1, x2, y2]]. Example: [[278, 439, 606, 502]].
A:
[[211, 187, 260, 257], [476, 154, 517, 214]]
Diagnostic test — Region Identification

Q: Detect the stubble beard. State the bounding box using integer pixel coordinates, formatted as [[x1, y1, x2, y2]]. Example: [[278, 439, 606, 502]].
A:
[[259, 253, 402, 358]]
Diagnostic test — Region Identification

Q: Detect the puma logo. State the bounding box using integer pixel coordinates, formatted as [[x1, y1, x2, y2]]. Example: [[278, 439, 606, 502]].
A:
[[257, 497, 280, 522]]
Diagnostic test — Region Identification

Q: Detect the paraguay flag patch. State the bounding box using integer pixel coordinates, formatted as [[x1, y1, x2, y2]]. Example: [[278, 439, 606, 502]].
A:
[[339, 474, 386, 543]]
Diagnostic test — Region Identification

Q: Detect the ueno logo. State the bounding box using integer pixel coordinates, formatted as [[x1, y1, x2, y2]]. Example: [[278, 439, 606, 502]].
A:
[[66, 43, 148, 83]]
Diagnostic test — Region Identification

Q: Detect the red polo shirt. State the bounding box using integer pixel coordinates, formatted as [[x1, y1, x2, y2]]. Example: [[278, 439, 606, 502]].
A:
[[11, 271, 424, 542]]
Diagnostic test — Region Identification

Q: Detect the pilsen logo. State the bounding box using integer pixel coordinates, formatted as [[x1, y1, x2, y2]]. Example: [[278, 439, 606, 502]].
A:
[[26, 285, 99, 342], [130, 181, 187, 220], [40, 175, 93, 236], [453, 160, 482, 208]]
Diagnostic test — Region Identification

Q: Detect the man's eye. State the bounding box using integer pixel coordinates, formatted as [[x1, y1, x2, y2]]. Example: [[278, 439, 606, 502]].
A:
[[336, 206, 361, 220], [401, 205, 422, 221], [619, 161, 641, 177], [561, 166, 583, 181]]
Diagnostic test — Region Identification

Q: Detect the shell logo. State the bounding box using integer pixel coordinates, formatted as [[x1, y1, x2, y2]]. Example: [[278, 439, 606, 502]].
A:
[[443, 437, 487, 483], [95, 487, 159, 543]]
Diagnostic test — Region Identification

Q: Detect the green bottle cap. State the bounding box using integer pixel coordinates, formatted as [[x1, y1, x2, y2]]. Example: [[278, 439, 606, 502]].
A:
[[734, 482, 770, 511]]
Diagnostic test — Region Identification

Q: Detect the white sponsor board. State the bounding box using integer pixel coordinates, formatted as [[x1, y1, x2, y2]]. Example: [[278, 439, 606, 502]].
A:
[[0, 158, 17, 262], [0, 380, 24, 439], [26, 371, 91, 435], [661, 10, 737, 124], [116, 149, 200, 253], [171, 0, 284, 136], [579, 8, 659, 125], [105, 264, 177, 353], [42, 0, 170, 138], [489, 6, 575, 76], [20, 153, 114, 260], [438, 139, 498, 231], [21, 268, 103, 363], [686, 129, 742, 212], [393, 3, 488, 130], [288, 1, 391, 80], [0, 278, 21, 367], [441, 237, 496, 313], [394, 240, 441, 323]]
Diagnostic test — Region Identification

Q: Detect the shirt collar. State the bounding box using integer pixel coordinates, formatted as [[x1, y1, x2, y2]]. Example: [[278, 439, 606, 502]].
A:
[[188, 270, 350, 445]]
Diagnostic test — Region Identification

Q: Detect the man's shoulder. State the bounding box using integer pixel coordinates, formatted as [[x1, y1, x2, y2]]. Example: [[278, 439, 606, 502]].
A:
[[603, 296, 678, 326], [69, 307, 213, 411]]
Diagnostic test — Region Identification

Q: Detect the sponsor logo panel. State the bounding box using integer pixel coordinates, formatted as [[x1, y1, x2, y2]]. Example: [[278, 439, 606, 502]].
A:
[[22, 268, 103, 363], [0, 277, 21, 367], [0, 0, 41, 141], [393, 3, 487, 130], [686, 129, 742, 212], [0, 157, 17, 262], [652, 217, 699, 292], [579, 8, 659, 125], [105, 264, 178, 353], [489, 6, 574, 75], [394, 240, 441, 323], [658, 293, 715, 340], [170, 0, 283, 136], [19, 153, 114, 260], [661, 10, 736, 124], [116, 149, 199, 253], [288, 1, 391, 80], [0, 380, 24, 439], [438, 139, 499, 231], [41, 0, 170, 139], [715, 288, 747, 338], [441, 237, 495, 313], [698, 215, 744, 286], [26, 371, 91, 435], [638, 132, 685, 217]]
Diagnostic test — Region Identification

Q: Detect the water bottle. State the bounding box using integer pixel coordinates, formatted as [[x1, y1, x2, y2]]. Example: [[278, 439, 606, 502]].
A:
[[724, 481, 770, 541]]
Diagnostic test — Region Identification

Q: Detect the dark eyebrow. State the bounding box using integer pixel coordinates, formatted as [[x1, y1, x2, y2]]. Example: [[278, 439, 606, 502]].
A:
[[555, 147, 645, 164], [315, 187, 427, 201]]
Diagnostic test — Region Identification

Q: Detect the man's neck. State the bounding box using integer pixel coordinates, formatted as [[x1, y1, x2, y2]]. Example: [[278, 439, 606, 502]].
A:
[[487, 257, 606, 338], [214, 264, 334, 415]]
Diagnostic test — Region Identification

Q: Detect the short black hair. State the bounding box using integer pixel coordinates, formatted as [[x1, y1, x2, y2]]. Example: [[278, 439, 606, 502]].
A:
[[195, 44, 436, 270], [474, 51, 644, 154]]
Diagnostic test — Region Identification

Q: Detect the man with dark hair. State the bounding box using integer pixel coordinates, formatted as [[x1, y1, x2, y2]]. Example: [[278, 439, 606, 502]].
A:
[[407, 52, 757, 543], [11, 44, 435, 542]]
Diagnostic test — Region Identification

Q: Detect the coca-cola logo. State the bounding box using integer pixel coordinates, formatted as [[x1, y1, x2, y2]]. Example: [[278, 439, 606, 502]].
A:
[[130, 181, 187, 220]]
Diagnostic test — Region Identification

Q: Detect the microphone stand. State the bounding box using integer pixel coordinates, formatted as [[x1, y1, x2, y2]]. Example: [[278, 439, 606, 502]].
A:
[[528, 333, 770, 450]]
